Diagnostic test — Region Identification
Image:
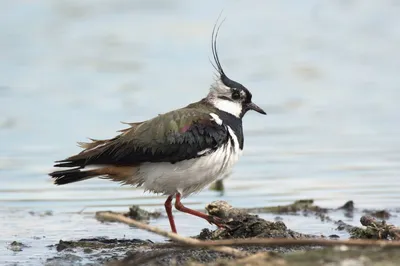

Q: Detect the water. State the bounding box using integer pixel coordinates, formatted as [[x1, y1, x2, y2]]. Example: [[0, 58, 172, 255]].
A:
[[1, 0, 400, 265]]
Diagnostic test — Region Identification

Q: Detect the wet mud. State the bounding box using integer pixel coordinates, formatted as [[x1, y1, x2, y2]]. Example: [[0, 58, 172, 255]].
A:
[[43, 200, 400, 266]]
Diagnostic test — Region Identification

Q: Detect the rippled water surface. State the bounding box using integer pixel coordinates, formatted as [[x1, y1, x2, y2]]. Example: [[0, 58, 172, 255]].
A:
[[1, 0, 400, 265]]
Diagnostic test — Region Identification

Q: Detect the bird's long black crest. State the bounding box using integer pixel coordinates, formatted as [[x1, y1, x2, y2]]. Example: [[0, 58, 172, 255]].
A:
[[210, 16, 242, 89], [211, 16, 226, 77]]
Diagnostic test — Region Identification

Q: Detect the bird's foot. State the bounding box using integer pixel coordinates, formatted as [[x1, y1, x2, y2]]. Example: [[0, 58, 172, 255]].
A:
[[207, 215, 230, 230], [174, 193, 231, 230]]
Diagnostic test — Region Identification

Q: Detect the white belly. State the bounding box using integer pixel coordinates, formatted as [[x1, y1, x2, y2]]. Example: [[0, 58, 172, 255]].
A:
[[135, 126, 242, 197], [139, 145, 240, 197]]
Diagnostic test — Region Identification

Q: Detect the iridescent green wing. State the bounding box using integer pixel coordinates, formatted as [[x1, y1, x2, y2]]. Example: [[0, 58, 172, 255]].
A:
[[54, 105, 228, 167]]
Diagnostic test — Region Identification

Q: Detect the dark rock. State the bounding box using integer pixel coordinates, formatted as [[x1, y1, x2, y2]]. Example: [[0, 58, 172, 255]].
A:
[[201, 201, 317, 240], [337, 200, 354, 212], [363, 209, 391, 220], [96, 205, 161, 223], [7, 241, 30, 252]]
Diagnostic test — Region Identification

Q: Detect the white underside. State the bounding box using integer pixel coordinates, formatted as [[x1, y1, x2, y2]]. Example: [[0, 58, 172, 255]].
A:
[[124, 125, 242, 197]]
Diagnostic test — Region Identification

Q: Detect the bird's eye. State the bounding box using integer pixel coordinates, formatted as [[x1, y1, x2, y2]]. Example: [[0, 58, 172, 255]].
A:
[[231, 90, 240, 100]]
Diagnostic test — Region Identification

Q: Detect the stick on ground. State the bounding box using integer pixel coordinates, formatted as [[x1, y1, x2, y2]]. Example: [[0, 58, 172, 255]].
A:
[[97, 212, 248, 258], [97, 212, 400, 248]]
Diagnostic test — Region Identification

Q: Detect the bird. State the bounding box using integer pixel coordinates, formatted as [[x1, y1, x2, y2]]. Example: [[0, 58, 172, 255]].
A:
[[49, 21, 266, 234]]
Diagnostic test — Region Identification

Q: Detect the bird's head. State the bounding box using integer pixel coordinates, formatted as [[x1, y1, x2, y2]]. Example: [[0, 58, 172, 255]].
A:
[[206, 21, 266, 118]]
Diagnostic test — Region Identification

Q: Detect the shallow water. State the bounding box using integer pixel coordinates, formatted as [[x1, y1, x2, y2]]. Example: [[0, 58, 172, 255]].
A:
[[1, 0, 400, 265]]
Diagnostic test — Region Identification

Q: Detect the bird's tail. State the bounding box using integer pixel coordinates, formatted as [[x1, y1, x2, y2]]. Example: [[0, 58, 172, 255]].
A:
[[49, 167, 100, 185], [49, 165, 139, 185]]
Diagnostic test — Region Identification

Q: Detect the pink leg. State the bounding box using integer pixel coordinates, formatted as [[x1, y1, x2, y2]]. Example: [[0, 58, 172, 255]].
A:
[[165, 195, 177, 233], [174, 193, 223, 227]]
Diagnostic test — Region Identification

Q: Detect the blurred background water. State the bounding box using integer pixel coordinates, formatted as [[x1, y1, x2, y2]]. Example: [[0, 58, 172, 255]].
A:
[[1, 0, 400, 264]]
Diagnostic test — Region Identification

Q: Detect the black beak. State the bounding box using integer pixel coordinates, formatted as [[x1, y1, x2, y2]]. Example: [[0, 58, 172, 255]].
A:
[[246, 102, 266, 115]]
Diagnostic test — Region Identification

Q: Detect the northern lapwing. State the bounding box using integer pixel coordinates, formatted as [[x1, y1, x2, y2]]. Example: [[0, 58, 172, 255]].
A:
[[49, 22, 266, 234]]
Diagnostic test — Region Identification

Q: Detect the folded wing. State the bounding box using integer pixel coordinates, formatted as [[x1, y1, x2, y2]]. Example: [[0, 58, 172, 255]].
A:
[[53, 108, 229, 169]]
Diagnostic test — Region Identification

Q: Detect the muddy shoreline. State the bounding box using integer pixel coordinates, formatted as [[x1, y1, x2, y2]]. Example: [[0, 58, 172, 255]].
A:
[[32, 200, 399, 266]]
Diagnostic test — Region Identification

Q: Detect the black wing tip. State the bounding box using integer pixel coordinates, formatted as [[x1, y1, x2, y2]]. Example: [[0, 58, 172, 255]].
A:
[[53, 158, 85, 168], [49, 158, 86, 185], [53, 161, 74, 168], [49, 167, 78, 177], [49, 170, 69, 185], [49, 167, 90, 185], [52, 176, 75, 185]]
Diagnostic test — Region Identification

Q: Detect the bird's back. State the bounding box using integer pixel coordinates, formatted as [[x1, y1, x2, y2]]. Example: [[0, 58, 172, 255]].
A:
[[49, 100, 242, 188]]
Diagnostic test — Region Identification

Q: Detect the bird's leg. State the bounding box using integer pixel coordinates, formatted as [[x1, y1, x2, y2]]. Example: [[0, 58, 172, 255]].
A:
[[174, 192, 224, 227], [165, 195, 177, 233]]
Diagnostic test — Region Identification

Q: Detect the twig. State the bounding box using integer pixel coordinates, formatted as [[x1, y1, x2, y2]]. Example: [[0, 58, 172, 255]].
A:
[[98, 212, 400, 256], [97, 212, 248, 258], [186, 238, 400, 248]]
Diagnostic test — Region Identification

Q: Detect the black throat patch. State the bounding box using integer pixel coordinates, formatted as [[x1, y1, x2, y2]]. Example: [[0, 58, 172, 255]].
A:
[[214, 109, 244, 150]]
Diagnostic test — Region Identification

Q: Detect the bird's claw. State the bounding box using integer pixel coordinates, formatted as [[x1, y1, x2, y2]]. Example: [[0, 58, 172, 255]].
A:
[[207, 215, 230, 230]]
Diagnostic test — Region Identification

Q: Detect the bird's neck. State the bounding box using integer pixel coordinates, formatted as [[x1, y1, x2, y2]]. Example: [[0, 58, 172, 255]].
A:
[[217, 109, 244, 150], [196, 99, 244, 150]]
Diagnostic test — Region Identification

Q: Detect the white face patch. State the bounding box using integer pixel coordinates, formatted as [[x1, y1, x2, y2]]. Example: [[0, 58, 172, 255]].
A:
[[209, 113, 223, 125], [207, 79, 244, 117], [211, 98, 242, 117]]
